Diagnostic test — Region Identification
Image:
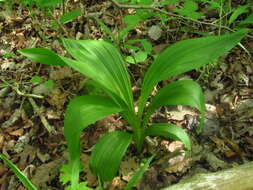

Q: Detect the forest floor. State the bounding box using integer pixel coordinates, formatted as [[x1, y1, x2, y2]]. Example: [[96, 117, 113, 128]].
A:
[[0, 0, 253, 190]]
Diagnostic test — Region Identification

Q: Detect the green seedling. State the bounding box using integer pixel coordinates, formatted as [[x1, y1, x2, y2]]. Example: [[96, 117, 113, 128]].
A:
[[124, 39, 153, 64], [30, 76, 55, 89], [18, 29, 248, 190], [175, 0, 203, 19]]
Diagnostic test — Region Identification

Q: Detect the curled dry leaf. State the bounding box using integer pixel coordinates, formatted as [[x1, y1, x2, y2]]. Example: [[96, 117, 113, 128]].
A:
[[46, 88, 67, 109], [8, 128, 24, 136]]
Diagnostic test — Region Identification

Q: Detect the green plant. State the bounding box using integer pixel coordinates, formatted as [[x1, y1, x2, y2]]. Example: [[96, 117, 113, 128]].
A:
[[30, 75, 55, 89], [20, 0, 62, 10], [0, 154, 38, 190], [18, 29, 248, 189]]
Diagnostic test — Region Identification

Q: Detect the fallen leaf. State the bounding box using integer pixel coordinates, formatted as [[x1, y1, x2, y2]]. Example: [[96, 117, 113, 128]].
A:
[[9, 128, 24, 136]]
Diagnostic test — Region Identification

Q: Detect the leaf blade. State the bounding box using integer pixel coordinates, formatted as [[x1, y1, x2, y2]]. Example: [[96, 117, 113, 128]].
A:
[[229, 5, 249, 25], [59, 9, 81, 24], [145, 123, 191, 150], [18, 48, 66, 66], [139, 30, 248, 117], [90, 131, 132, 182], [0, 154, 38, 190], [64, 95, 123, 189], [61, 39, 134, 110], [124, 155, 154, 190], [146, 80, 205, 132]]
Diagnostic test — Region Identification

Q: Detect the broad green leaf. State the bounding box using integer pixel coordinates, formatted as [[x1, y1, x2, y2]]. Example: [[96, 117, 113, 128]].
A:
[[60, 39, 134, 110], [66, 182, 92, 190], [64, 95, 123, 189], [60, 163, 73, 185], [138, 30, 248, 117], [36, 0, 61, 8], [90, 131, 132, 182], [140, 40, 152, 53], [18, 48, 67, 66], [0, 154, 38, 190], [123, 14, 141, 25], [134, 51, 148, 63], [175, 1, 203, 19], [145, 80, 205, 132], [145, 123, 191, 150], [139, 0, 153, 5], [30, 76, 42, 83], [229, 5, 249, 25], [120, 14, 141, 40], [124, 155, 154, 190], [160, 0, 179, 5], [126, 39, 152, 53], [60, 9, 81, 24], [43, 80, 54, 89], [126, 56, 136, 64]]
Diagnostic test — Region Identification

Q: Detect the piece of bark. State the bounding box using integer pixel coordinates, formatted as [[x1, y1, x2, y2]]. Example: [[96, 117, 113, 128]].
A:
[[162, 161, 253, 190]]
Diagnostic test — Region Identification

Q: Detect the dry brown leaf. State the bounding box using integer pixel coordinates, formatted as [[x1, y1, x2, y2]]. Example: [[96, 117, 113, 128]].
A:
[[109, 177, 125, 190], [31, 156, 66, 189], [120, 157, 139, 177], [9, 128, 24, 136], [49, 67, 73, 80], [168, 141, 184, 152], [17, 145, 37, 169], [223, 137, 243, 158], [46, 88, 67, 109], [165, 156, 192, 173]]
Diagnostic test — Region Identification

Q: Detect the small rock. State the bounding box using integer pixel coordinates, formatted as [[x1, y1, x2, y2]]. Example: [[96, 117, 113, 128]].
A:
[[1, 62, 15, 70], [148, 25, 162, 40]]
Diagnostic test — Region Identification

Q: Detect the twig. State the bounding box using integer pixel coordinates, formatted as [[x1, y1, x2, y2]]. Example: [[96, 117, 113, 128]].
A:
[[0, 78, 56, 134], [28, 97, 56, 134], [109, 0, 253, 39], [1, 79, 44, 99]]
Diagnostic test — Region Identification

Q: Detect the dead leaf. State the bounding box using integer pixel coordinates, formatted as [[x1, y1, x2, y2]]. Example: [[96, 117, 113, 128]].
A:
[[9, 128, 24, 136], [17, 145, 37, 169], [167, 141, 184, 152], [49, 67, 73, 80], [223, 137, 243, 158], [120, 157, 139, 177], [165, 155, 191, 173], [31, 156, 66, 189], [46, 88, 67, 109], [109, 177, 125, 190], [205, 152, 227, 170]]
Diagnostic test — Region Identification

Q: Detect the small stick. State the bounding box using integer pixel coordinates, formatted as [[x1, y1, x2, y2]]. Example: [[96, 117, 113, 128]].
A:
[[0, 78, 56, 134], [0, 78, 44, 99], [28, 97, 56, 134]]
